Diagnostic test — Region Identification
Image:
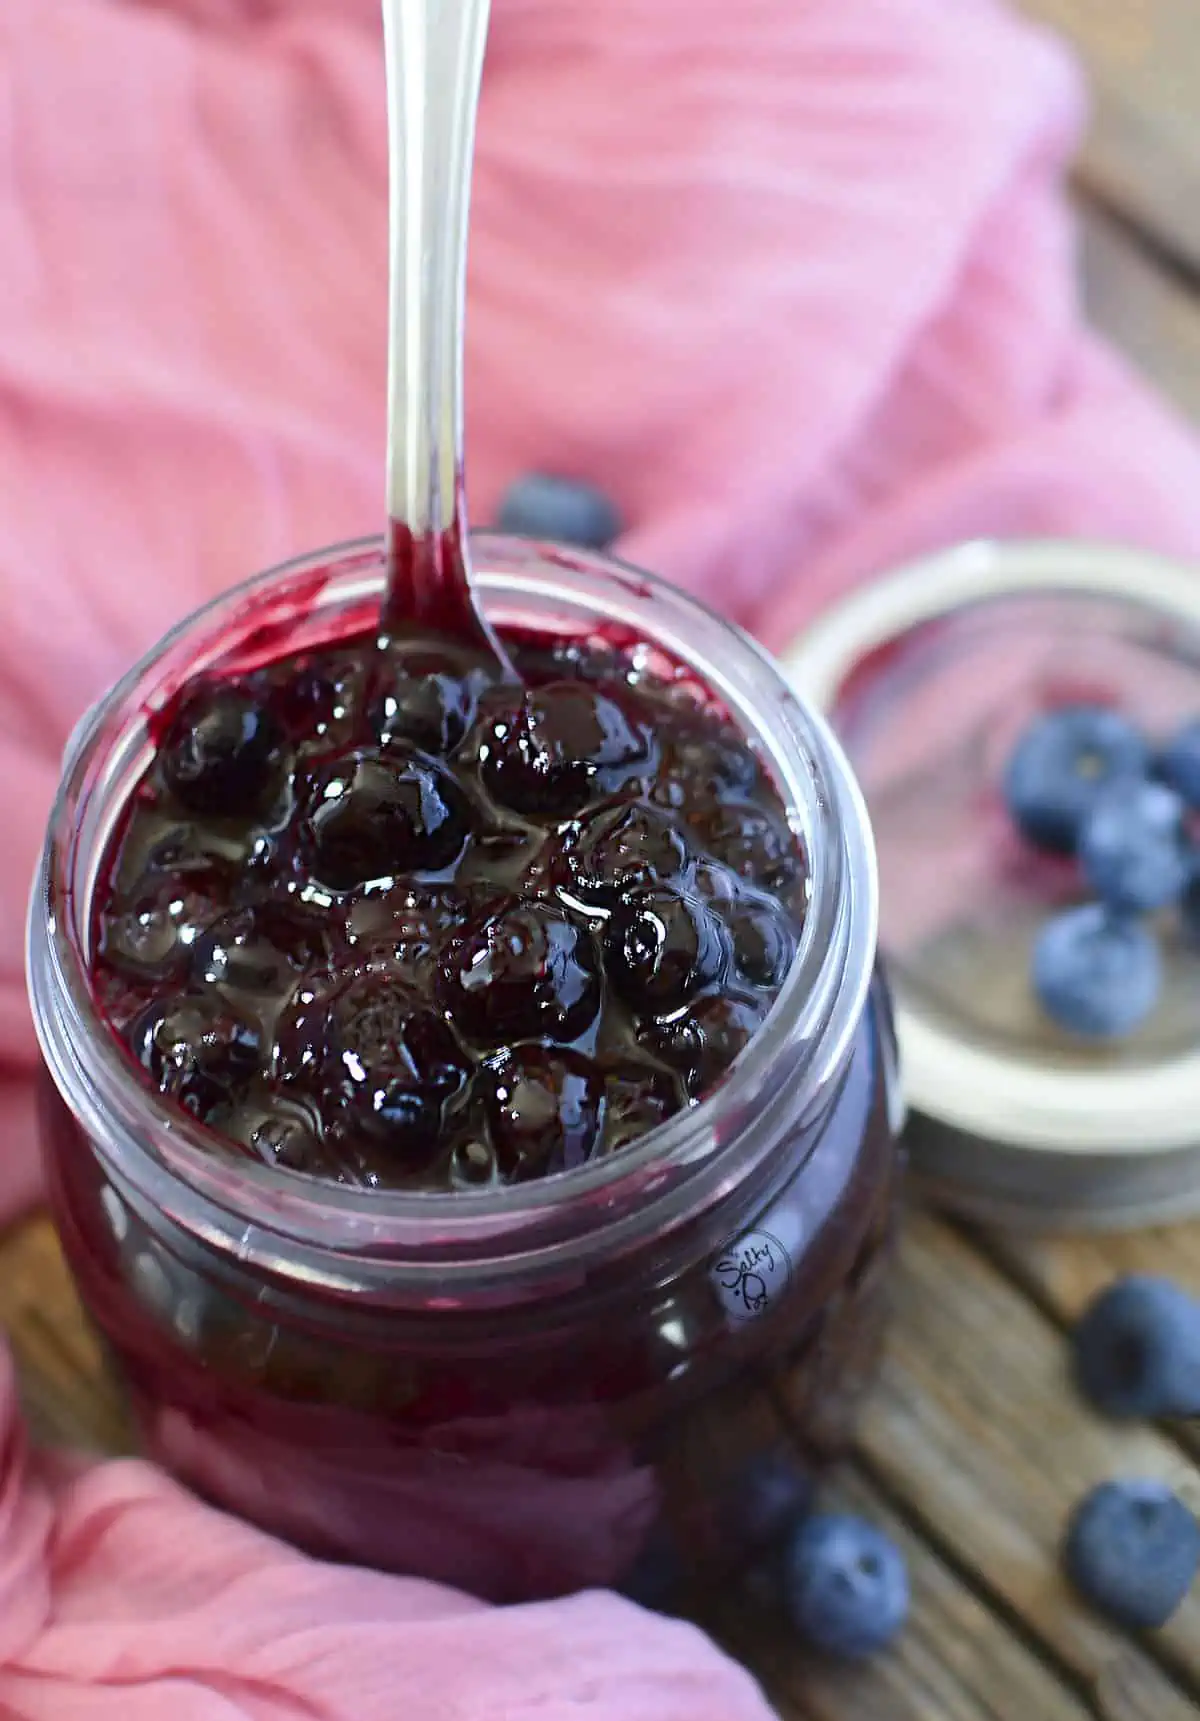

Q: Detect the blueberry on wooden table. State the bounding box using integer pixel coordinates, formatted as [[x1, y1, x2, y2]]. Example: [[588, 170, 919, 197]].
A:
[[1003, 705, 1149, 854], [782, 1512, 909, 1661], [1063, 1480, 1200, 1630], [1073, 1276, 1200, 1420]]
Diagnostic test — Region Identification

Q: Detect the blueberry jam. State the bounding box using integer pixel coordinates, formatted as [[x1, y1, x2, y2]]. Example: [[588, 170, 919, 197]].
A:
[[35, 539, 899, 1604], [92, 628, 808, 1192]]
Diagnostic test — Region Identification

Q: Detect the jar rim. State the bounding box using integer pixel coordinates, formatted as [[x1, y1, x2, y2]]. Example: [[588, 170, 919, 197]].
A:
[[29, 533, 878, 1284]]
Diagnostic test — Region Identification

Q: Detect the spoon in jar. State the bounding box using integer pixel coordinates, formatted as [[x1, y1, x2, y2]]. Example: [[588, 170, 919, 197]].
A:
[[379, 0, 514, 674]]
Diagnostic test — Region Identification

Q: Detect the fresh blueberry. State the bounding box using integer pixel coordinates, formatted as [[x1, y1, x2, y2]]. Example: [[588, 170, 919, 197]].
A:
[[619, 1524, 684, 1614], [1073, 1276, 1200, 1419], [783, 1513, 909, 1661], [1182, 855, 1200, 944], [1031, 905, 1161, 1039], [1004, 706, 1149, 854], [1078, 780, 1188, 913], [729, 1452, 815, 1554], [1063, 1480, 1200, 1630], [1158, 717, 1200, 808], [496, 474, 622, 550]]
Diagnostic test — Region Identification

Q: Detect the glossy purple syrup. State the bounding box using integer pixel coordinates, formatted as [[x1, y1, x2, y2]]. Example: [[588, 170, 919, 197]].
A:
[[92, 622, 809, 1192]]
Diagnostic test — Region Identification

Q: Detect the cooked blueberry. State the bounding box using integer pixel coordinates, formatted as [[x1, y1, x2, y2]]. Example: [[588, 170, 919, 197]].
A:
[[1078, 781, 1188, 913], [730, 898, 798, 988], [222, 1095, 324, 1172], [649, 992, 767, 1096], [304, 751, 471, 889], [98, 887, 221, 983], [1182, 857, 1200, 944], [496, 473, 621, 550], [480, 683, 650, 818], [783, 1513, 909, 1661], [561, 801, 691, 907], [479, 1047, 603, 1180], [257, 649, 372, 748], [441, 899, 602, 1046], [160, 684, 286, 818], [1157, 717, 1200, 808], [604, 886, 732, 1013], [1032, 905, 1161, 1039], [598, 1065, 678, 1154], [691, 801, 800, 890], [289, 970, 468, 1159], [665, 725, 763, 798], [128, 991, 261, 1116], [1073, 1276, 1200, 1419], [1004, 705, 1149, 854], [370, 662, 484, 755], [1063, 1480, 1200, 1630], [192, 909, 298, 996], [449, 1137, 498, 1189]]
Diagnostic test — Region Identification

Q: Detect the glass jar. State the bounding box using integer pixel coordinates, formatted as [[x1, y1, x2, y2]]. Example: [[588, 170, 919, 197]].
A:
[[28, 534, 901, 1603]]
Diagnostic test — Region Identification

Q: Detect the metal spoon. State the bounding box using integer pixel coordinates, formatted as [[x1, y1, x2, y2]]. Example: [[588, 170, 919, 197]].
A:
[[379, 0, 512, 671]]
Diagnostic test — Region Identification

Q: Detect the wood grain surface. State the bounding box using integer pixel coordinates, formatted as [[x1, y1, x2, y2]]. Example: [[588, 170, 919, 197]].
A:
[[5, 5, 1200, 1717]]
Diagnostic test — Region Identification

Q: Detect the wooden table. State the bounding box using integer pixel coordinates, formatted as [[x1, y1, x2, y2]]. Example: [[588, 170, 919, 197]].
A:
[[7, 7, 1200, 1717]]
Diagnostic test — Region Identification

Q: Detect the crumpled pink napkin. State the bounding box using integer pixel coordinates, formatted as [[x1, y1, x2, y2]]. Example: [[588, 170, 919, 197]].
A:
[[3, 0, 1200, 1712]]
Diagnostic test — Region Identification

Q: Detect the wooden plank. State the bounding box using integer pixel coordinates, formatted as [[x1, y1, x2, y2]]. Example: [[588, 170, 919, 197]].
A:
[[709, 1470, 1094, 1721], [0, 1214, 132, 1453], [845, 1212, 1200, 1709], [1019, 0, 1200, 268], [1080, 203, 1200, 425]]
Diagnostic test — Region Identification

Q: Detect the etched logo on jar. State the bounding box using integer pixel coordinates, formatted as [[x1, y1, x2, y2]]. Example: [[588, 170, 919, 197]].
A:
[[710, 1229, 793, 1322]]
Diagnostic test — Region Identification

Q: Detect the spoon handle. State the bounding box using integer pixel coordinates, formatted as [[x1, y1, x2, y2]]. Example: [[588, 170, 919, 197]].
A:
[[381, 0, 504, 655]]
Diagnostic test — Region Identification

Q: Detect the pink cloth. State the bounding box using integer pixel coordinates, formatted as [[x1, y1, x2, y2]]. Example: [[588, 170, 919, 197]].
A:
[[3, 0, 1200, 1713]]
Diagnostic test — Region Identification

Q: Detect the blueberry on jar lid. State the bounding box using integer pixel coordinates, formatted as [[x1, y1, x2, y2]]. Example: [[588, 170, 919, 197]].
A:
[[1031, 905, 1161, 1040], [440, 898, 602, 1047], [496, 473, 622, 550], [604, 885, 732, 1014], [1003, 704, 1149, 855], [127, 990, 262, 1118], [1072, 1275, 1200, 1420], [1157, 716, 1200, 809], [479, 682, 650, 818], [479, 1046, 603, 1181], [1063, 1479, 1200, 1630], [303, 750, 471, 890], [160, 682, 287, 819], [1078, 780, 1188, 914]]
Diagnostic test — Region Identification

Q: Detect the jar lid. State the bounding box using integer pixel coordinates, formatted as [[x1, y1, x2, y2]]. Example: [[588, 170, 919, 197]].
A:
[[781, 539, 1200, 1231]]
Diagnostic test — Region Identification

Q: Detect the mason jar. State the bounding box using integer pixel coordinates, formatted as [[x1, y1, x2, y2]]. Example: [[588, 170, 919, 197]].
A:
[[28, 534, 902, 1603]]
